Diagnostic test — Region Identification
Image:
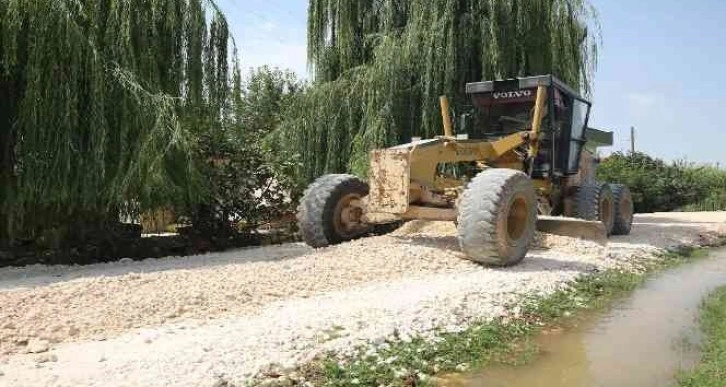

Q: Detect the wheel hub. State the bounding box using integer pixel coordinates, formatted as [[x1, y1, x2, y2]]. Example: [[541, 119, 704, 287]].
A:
[[506, 195, 528, 241], [333, 194, 366, 238]]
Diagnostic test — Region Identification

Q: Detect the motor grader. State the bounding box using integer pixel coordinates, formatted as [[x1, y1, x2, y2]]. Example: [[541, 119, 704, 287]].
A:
[[297, 75, 634, 266]]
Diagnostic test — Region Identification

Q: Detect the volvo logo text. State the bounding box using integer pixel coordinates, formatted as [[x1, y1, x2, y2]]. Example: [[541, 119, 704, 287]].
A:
[[493, 90, 533, 99]]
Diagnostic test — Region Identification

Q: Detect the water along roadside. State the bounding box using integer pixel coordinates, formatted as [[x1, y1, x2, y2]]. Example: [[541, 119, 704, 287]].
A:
[[447, 247, 726, 387]]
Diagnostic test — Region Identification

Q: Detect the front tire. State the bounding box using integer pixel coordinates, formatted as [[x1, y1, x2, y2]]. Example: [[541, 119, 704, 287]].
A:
[[297, 174, 371, 248], [457, 169, 537, 267]]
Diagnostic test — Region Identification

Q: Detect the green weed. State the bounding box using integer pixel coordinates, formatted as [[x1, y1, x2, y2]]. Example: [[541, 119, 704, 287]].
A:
[[677, 286, 726, 387]]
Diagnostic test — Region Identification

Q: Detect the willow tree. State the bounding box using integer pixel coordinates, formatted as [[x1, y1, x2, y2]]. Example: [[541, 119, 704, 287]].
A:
[[0, 0, 236, 246], [279, 0, 599, 182]]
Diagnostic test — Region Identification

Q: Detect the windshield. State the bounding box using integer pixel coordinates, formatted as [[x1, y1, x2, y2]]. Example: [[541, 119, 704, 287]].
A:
[[469, 92, 536, 137]]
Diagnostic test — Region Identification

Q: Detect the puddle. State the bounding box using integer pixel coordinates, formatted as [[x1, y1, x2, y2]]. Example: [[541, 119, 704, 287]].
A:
[[445, 247, 726, 387]]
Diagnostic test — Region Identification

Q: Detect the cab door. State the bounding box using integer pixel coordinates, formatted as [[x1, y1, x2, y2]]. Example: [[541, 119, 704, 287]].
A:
[[566, 98, 592, 174]]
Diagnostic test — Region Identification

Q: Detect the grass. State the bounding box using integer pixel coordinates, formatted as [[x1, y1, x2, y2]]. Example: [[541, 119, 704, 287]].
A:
[[279, 248, 710, 387], [677, 286, 726, 387]]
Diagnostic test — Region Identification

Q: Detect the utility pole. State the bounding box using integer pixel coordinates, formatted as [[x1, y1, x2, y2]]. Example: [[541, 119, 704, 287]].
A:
[[630, 126, 636, 155]]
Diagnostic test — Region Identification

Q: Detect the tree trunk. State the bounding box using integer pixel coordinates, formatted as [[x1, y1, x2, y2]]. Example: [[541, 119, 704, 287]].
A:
[[0, 77, 17, 247]]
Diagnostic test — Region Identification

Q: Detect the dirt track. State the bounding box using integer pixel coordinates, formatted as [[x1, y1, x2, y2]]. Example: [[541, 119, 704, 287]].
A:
[[0, 213, 724, 387]]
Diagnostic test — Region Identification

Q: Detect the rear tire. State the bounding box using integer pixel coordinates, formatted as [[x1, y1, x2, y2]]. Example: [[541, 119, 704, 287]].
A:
[[597, 183, 615, 236], [567, 182, 615, 236], [457, 169, 537, 266], [297, 174, 371, 248], [611, 184, 634, 235]]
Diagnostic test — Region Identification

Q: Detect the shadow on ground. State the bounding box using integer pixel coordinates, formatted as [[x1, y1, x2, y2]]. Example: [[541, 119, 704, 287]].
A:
[[391, 234, 598, 273], [0, 243, 313, 291]]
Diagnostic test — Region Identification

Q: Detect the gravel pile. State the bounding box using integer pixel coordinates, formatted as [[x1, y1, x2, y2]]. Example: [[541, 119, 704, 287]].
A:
[[0, 213, 724, 386], [0, 225, 481, 356]]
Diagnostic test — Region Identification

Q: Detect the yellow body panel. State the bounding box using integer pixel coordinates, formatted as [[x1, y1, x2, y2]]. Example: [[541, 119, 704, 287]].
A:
[[407, 132, 528, 188], [440, 96, 454, 138], [527, 85, 549, 170], [367, 132, 529, 215], [367, 85, 547, 217], [368, 149, 411, 214]]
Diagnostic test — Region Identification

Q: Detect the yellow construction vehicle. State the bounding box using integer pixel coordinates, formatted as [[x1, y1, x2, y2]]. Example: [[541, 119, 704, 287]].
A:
[[297, 75, 633, 266]]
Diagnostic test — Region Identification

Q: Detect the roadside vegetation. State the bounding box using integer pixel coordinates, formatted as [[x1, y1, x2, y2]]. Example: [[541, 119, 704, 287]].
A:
[[598, 152, 726, 213], [678, 285, 726, 387], [0, 0, 304, 264]]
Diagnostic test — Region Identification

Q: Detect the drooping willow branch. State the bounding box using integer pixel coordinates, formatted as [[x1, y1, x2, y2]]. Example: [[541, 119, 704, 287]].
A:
[[0, 0, 238, 243], [281, 0, 600, 182]]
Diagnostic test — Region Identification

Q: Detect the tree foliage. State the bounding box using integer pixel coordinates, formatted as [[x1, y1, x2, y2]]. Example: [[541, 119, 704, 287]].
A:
[[597, 152, 726, 213], [278, 0, 600, 182], [193, 67, 304, 235], [0, 0, 234, 245]]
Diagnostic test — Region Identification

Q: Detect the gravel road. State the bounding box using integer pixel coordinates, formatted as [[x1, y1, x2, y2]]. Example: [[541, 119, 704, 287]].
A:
[[0, 213, 724, 386]]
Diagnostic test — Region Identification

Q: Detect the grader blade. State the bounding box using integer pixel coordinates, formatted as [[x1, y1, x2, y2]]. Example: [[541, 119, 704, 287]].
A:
[[536, 216, 608, 245]]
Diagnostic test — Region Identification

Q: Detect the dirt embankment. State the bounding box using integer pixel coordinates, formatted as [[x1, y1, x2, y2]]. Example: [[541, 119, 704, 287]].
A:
[[0, 213, 724, 387]]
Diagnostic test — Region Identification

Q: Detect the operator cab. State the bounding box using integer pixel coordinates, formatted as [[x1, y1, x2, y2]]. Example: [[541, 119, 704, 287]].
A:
[[462, 75, 591, 178]]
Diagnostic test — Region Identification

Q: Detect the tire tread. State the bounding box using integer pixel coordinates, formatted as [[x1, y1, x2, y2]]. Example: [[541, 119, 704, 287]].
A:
[[296, 174, 369, 248], [611, 184, 634, 235], [457, 169, 537, 266]]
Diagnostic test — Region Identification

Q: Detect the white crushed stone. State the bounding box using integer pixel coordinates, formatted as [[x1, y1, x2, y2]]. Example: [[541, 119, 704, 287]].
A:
[[0, 213, 724, 387]]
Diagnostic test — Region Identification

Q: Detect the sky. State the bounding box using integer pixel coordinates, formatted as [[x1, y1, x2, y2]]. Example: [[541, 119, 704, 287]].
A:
[[219, 0, 726, 166]]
